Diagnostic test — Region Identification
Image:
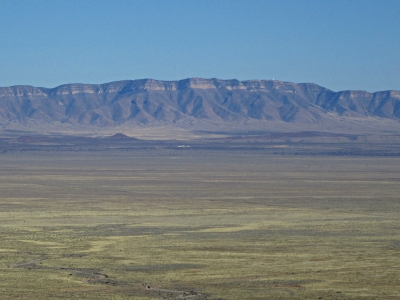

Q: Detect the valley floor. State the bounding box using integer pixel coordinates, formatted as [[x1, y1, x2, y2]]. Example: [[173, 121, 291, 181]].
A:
[[0, 149, 399, 299]]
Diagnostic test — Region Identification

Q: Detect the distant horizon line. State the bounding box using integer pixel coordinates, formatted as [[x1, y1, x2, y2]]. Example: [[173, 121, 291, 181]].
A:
[[1, 78, 399, 93]]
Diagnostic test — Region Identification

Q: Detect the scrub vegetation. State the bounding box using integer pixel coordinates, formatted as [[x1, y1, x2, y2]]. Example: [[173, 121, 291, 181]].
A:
[[0, 149, 399, 299]]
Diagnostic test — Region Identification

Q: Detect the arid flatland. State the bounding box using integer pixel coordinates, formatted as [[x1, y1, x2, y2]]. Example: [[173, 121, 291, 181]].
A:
[[0, 148, 399, 299]]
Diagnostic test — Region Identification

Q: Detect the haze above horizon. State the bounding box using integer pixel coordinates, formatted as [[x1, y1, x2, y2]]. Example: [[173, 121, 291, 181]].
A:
[[1, 0, 399, 92]]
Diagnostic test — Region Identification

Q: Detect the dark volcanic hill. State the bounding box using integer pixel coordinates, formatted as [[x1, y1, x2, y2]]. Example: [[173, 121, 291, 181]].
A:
[[1, 78, 400, 137]]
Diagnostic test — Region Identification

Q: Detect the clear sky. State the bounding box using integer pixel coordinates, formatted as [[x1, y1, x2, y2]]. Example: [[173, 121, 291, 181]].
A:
[[1, 0, 399, 92]]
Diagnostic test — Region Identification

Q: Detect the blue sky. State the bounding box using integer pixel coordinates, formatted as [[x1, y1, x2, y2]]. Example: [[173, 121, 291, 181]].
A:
[[1, 0, 399, 92]]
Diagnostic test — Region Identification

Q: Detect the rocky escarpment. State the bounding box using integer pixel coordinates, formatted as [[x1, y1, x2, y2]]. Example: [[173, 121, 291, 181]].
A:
[[0, 78, 399, 131]]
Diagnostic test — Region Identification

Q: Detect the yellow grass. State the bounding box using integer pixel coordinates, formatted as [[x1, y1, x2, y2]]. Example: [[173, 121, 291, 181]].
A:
[[0, 150, 399, 299]]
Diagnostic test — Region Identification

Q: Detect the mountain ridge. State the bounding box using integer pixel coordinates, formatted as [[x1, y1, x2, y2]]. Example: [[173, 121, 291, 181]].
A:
[[1, 78, 400, 137]]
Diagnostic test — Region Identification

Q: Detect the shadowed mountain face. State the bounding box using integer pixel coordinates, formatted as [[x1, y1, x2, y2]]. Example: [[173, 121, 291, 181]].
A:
[[1, 78, 400, 134]]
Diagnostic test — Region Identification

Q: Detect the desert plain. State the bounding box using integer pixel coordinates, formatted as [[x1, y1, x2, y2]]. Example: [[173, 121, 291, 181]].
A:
[[0, 141, 399, 299]]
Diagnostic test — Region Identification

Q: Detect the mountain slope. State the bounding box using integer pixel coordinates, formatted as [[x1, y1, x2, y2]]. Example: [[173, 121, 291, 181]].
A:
[[1, 78, 400, 135]]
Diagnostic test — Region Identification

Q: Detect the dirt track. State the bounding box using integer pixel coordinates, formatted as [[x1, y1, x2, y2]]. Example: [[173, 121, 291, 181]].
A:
[[10, 256, 208, 299]]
